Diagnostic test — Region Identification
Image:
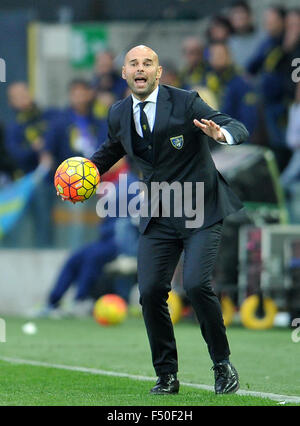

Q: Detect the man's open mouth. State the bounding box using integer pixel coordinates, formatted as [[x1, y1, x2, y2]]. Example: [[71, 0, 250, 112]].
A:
[[134, 76, 147, 86]]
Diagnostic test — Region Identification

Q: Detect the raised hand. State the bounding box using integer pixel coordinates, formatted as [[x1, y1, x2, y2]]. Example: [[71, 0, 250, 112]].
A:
[[193, 118, 226, 142]]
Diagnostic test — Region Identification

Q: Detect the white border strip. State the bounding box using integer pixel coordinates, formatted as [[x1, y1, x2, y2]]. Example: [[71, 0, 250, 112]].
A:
[[1, 356, 299, 404]]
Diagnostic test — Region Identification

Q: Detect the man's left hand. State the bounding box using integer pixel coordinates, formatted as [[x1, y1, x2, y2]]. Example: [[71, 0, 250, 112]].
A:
[[193, 118, 226, 142]]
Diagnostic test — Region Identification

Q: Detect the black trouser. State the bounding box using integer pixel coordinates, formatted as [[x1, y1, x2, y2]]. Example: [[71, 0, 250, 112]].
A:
[[138, 217, 230, 376]]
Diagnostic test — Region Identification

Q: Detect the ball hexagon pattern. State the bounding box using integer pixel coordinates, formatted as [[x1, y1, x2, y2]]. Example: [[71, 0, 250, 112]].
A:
[[54, 157, 100, 203]]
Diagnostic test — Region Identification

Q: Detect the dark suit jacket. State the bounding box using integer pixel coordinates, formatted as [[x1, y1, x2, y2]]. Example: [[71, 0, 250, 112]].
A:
[[91, 84, 249, 234]]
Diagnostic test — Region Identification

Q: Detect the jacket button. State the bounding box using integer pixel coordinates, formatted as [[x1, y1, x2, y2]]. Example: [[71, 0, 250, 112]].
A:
[[148, 145, 152, 150]]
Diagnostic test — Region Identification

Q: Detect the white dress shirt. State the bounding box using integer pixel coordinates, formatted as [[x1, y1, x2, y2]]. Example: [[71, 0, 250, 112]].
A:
[[131, 86, 235, 145], [132, 86, 159, 136]]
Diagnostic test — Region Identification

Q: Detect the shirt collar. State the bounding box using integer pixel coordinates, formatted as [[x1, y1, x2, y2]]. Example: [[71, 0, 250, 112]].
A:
[[132, 86, 160, 109]]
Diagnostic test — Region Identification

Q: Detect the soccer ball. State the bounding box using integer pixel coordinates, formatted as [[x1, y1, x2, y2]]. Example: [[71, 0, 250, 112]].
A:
[[54, 156, 100, 203], [93, 294, 128, 326]]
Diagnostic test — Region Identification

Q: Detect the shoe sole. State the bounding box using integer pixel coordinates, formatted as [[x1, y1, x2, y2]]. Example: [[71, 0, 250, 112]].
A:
[[150, 382, 180, 395], [224, 381, 240, 394], [215, 380, 240, 394]]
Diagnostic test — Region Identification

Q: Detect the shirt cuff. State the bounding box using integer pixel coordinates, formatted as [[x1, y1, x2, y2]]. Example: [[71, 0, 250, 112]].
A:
[[218, 127, 236, 145]]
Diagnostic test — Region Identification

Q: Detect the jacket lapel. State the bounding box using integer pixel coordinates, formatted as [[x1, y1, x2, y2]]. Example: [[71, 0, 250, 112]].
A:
[[120, 95, 134, 156], [152, 85, 172, 162]]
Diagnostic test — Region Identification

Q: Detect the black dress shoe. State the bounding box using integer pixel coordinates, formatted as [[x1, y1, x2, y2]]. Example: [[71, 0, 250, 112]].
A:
[[150, 373, 180, 394], [212, 362, 239, 394]]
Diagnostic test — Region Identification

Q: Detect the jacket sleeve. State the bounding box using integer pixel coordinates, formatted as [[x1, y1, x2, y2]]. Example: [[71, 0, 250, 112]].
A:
[[90, 107, 126, 175], [187, 91, 249, 145]]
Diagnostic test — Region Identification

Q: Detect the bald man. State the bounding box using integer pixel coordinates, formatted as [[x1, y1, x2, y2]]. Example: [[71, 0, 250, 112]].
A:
[[89, 45, 249, 395]]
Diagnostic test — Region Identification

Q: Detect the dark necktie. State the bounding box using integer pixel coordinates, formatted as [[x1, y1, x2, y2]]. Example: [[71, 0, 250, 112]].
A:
[[138, 102, 151, 140]]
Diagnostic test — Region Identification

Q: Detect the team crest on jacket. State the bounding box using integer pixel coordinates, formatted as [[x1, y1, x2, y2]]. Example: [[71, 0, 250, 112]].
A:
[[170, 135, 184, 149]]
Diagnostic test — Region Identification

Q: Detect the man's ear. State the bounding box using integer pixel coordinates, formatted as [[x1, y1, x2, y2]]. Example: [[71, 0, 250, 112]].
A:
[[156, 65, 163, 80], [121, 66, 126, 80]]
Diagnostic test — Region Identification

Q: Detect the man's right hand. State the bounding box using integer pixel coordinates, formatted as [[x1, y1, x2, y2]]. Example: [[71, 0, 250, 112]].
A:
[[57, 192, 78, 204], [57, 191, 67, 202]]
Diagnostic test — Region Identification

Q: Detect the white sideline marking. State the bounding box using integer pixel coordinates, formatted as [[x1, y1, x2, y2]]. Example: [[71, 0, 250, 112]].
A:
[[0, 356, 300, 404]]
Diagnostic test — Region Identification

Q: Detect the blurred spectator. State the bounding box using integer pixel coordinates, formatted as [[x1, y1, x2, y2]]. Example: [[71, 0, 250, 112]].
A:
[[5, 82, 58, 247], [246, 6, 286, 78], [204, 15, 234, 60], [178, 37, 208, 89], [228, 1, 264, 69], [281, 8, 300, 101], [5, 82, 57, 175], [45, 79, 106, 168], [92, 90, 116, 146], [0, 121, 15, 186], [202, 42, 259, 139], [192, 86, 219, 110], [283, 8, 300, 55], [160, 61, 180, 87], [264, 5, 286, 37], [246, 6, 291, 171], [92, 50, 128, 100]]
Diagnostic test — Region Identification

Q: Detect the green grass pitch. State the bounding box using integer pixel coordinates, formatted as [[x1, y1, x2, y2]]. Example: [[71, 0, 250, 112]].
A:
[[0, 316, 299, 406]]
